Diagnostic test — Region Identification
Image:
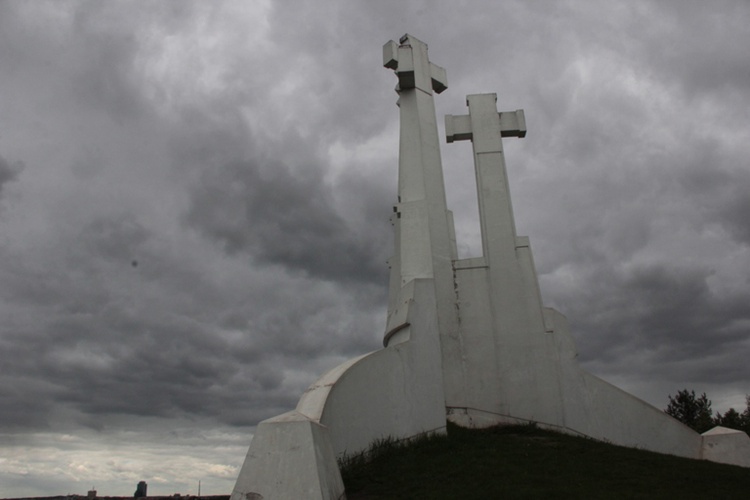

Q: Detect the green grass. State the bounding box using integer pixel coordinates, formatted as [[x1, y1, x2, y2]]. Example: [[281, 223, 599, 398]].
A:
[[340, 423, 750, 499]]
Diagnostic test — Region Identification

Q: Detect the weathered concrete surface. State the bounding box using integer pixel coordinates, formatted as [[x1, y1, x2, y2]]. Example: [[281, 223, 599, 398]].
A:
[[298, 279, 447, 457], [444, 92, 704, 460], [702, 426, 750, 467], [230, 411, 344, 500]]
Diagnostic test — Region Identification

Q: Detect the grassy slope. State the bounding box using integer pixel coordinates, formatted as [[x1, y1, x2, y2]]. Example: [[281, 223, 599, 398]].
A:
[[340, 423, 750, 499]]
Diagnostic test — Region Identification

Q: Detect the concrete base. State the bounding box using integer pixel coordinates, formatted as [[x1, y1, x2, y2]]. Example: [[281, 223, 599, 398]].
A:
[[702, 426, 750, 467], [230, 411, 345, 500]]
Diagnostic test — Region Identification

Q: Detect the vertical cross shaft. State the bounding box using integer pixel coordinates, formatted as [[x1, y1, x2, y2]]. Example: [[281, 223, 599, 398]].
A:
[[382, 35, 458, 350], [446, 94, 542, 341], [445, 94, 526, 264]]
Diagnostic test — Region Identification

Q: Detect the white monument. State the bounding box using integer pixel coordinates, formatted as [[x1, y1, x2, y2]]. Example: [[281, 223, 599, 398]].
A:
[[229, 34, 750, 500]]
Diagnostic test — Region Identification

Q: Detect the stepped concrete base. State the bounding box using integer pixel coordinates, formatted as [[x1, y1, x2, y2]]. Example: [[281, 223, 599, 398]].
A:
[[702, 426, 750, 467]]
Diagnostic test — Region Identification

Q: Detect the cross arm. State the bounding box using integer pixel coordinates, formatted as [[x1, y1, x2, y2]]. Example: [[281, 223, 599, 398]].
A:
[[445, 109, 526, 143]]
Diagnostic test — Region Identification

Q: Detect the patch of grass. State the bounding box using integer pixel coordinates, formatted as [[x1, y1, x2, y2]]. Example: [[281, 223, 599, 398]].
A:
[[340, 422, 750, 499]]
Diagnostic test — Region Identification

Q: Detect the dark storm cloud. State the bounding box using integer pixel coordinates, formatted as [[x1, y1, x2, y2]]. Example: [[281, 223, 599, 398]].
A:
[[717, 194, 750, 245], [184, 157, 391, 285], [0, 2, 147, 126], [0, 245, 284, 431], [0, 376, 59, 431], [84, 214, 151, 262], [68, 16, 144, 124], [534, 148, 750, 387], [0, 0, 387, 434], [48, 318, 269, 419], [645, 0, 750, 100], [0, 197, 385, 431], [680, 164, 750, 246], [577, 270, 750, 393], [262, 1, 398, 144], [0, 153, 23, 196]]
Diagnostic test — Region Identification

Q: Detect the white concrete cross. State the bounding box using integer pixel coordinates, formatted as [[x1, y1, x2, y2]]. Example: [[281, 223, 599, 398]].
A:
[[380, 35, 458, 353], [383, 35, 448, 94], [445, 101, 526, 144], [444, 94, 526, 262]]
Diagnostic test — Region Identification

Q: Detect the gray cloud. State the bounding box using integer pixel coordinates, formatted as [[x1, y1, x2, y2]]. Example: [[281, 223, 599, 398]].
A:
[[680, 165, 750, 246], [0, 153, 23, 196], [645, 1, 750, 99], [184, 157, 391, 285], [542, 236, 750, 386]]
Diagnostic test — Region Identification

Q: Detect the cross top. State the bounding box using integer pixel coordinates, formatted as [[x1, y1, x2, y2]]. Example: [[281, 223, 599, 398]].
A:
[[446, 93, 526, 146], [383, 34, 448, 94]]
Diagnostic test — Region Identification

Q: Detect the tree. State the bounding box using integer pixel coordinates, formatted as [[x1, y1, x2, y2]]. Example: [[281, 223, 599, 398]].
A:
[[710, 395, 750, 436], [714, 407, 743, 430], [742, 395, 750, 432], [665, 389, 714, 433]]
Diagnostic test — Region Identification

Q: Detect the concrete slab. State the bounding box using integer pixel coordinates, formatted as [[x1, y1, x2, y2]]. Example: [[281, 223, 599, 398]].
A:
[[702, 426, 750, 467]]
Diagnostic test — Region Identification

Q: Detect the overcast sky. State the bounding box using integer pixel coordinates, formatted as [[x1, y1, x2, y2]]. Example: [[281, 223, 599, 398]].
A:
[[1, 0, 749, 496]]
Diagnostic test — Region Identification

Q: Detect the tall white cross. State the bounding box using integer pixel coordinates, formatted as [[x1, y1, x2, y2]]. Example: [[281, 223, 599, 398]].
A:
[[381, 35, 458, 353], [445, 94, 538, 341], [445, 94, 526, 262]]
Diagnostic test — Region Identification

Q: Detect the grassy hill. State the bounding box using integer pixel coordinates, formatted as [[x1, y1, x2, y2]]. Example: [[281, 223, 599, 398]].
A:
[[340, 423, 750, 499]]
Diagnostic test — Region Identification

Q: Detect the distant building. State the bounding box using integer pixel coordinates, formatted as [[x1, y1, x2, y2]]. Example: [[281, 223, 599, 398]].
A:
[[134, 481, 148, 498], [87, 490, 96, 499]]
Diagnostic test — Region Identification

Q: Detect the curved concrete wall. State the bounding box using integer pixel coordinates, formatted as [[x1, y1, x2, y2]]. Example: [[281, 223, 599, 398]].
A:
[[230, 279, 448, 500], [295, 279, 446, 457]]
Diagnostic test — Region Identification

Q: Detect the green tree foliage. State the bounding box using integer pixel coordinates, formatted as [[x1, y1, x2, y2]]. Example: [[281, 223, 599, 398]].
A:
[[714, 408, 743, 429], [665, 389, 715, 433], [712, 395, 750, 436]]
